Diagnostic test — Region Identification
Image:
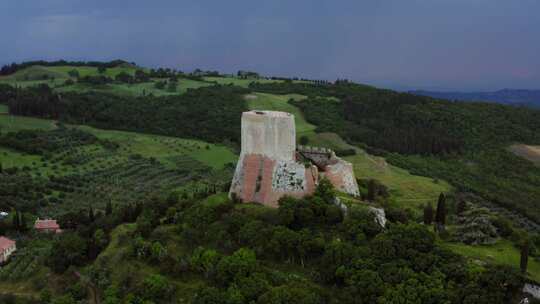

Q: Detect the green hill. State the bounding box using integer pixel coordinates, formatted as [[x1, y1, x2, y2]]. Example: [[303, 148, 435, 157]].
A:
[[1, 62, 540, 303]]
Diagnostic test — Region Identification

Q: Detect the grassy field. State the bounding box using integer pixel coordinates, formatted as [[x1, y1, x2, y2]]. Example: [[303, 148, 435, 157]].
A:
[[0, 65, 140, 83], [0, 114, 57, 133], [55, 78, 213, 97], [0, 65, 213, 97], [77, 125, 236, 170], [0, 113, 235, 172], [305, 132, 356, 151], [0, 104, 8, 114], [346, 150, 451, 209], [442, 240, 540, 282]]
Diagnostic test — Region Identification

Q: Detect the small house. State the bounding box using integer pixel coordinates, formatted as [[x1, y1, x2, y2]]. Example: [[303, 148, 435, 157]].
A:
[[0, 237, 16, 264], [34, 219, 62, 233]]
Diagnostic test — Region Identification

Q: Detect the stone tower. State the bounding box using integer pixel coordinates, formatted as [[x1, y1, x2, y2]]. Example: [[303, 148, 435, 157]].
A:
[[230, 111, 318, 207], [230, 110, 359, 208]]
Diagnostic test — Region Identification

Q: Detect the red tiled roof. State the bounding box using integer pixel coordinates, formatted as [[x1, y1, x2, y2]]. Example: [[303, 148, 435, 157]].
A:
[[34, 219, 60, 230], [0, 236, 15, 250]]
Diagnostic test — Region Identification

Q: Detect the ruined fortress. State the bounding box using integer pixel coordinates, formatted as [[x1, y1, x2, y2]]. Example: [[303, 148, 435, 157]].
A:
[[229, 110, 359, 207]]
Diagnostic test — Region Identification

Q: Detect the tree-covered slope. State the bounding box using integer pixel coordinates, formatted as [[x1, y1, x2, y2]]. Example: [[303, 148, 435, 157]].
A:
[[251, 82, 540, 224]]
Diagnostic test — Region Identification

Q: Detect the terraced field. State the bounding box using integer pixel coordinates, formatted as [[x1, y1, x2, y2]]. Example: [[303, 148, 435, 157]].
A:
[[0, 113, 237, 216], [0, 114, 57, 132]]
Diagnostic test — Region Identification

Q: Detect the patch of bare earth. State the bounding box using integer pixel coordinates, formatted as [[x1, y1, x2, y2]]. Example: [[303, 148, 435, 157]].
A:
[[244, 94, 258, 100], [509, 144, 540, 166]]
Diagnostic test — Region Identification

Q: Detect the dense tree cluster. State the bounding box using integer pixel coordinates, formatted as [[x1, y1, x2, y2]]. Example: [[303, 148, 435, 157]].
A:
[[250, 81, 540, 224], [0, 127, 100, 155], [7, 84, 249, 144], [0, 59, 131, 76], [152, 183, 526, 303]]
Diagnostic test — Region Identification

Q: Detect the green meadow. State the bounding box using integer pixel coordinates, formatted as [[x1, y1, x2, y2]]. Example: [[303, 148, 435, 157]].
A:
[[443, 240, 540, 282]]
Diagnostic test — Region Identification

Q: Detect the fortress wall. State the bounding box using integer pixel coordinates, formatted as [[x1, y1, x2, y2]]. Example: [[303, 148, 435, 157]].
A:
[[324, 159, 360, 196], [230, 153, 318, 207], [231, 110, 359, 207], [241, 111, 296, 161]]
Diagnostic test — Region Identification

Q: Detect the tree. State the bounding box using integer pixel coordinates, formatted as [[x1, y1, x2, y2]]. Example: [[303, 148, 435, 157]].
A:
[[167, 81, 177, 92], [98, 66, 107, 74], [367, 180, 376, 201], [115, 72, 134, 83], [190, 247, 221, 278], [48, 232, 88, 273], [12, 210, 20, 231], [423, 204, 434, 225], [106, 200, 113, 216], [216, 248, 257, 286], [20, 212, 27, 232], [435, 193, 447, 232], [142, 274, 171, 301], [521, 239, 529, 274], [456, 199, 467, 216], [299, 135, 309, 145], [135, 69, 149, 82], [94, 229, 108, 251], [154, 81, 166, 90], [89, 206, 95, 222], [68, 69, 79, 78]]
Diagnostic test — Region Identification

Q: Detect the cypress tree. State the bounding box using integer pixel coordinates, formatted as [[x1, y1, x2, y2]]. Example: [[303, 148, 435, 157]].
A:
[[435, 193, 447, 232], [89, 206, 95, 222], [367, 180, 376, 201], [423, 204, 434, 225], [12, 210, 20, 230], [521, 239, 529, 274], [106, 201, 113, 216], [456, 199, 467, 216], [20, 212, 26, 232]]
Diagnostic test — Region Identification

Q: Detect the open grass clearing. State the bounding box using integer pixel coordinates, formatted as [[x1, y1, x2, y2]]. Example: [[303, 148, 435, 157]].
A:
[[442, 239, 540, 282], [346, 150, 451, 209], [0, 114, 57, 133]]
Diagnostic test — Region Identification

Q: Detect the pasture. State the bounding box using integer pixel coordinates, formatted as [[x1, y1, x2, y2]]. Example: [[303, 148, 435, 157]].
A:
[[443, 240, 540, 282]]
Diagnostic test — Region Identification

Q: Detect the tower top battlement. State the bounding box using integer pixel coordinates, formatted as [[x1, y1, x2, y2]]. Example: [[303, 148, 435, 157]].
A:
[[241, 110, 296, 161]]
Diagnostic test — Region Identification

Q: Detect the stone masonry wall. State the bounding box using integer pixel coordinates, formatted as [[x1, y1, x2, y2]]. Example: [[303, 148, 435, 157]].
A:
[[230, 110, 359, 207]]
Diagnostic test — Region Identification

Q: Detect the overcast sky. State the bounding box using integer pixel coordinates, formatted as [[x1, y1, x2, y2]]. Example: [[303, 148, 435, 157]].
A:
[[1, 0, 539, 91]]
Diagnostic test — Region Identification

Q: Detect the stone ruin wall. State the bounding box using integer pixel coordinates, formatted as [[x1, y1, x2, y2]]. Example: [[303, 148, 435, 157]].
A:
[[323, 160, 360, 197], [230, 110, 359, 207]]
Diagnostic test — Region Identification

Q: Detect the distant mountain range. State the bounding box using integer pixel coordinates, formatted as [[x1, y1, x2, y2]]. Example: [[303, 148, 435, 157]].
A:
[[410, 89, 540, 109]]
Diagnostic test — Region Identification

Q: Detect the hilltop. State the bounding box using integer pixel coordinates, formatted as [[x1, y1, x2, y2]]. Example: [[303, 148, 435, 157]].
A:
[[1, 61, 540, 303]]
